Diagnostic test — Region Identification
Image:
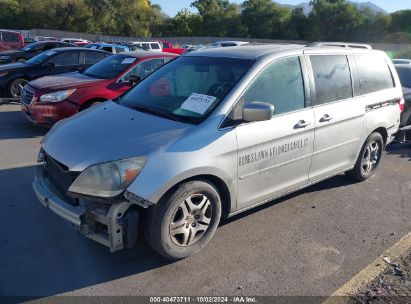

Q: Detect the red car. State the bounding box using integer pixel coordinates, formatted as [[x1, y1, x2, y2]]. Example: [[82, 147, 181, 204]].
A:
[[0, 30, 24, 52], [21, 51, 178, 126]]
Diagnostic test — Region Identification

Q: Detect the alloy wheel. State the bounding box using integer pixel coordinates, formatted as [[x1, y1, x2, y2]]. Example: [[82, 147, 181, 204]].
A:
[[169, 194, 212, 247], [361, 140, 380, 174]]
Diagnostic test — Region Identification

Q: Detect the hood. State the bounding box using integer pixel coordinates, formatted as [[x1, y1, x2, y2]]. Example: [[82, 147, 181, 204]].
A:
[[0, 62, 29, 72], [29, 72, 105, 92], [43, 101, 192, 171]]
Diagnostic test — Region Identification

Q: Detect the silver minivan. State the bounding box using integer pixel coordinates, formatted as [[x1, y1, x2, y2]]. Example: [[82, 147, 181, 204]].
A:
[[34, 44, 404, 259]]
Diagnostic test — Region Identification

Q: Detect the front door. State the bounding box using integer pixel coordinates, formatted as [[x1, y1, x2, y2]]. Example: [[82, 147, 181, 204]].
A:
[[235, 56, 315, 210]]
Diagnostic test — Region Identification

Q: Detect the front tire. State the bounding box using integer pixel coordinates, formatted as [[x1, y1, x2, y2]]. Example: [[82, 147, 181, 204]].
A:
[[345, 132, 384, 181], [8, 78, 28, 98], [144, 180, 222, 260]]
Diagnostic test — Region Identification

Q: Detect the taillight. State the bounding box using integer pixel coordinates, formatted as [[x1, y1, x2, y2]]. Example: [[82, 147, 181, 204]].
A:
[[399, 97, 405, 112]]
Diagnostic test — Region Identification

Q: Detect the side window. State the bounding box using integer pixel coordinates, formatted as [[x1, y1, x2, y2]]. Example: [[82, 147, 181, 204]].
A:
[[102, 47, 113, 53], [310, 55, 352, 105], [355, 54, 394, 95], [122, 58, 165, 82], [2, 33, 19, 43], [116, 47, 125, 53], [142, 43, 150, 50], [150, 43, 160, 50], [84, 51, 107, 64], [243, 57, 305, 116], [43, 43, 56, 51], [49, 51, 79, 66]]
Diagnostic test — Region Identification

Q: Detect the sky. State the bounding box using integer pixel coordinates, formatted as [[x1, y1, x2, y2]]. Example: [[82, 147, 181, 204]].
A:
[[151, 0, 411, 17]]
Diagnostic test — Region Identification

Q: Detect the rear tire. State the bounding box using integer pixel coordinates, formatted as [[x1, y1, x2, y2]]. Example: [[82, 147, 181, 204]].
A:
[[144, 180, 222, 260], [345, 132, 383, 181]]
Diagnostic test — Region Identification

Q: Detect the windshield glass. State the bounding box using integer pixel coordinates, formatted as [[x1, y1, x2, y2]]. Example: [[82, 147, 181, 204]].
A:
[[26, 50, 58, 65], [396, 67, 411, 88], [21, 42, 39, 51], [84, 54, 138, 79], [118, 56, 254, 124]]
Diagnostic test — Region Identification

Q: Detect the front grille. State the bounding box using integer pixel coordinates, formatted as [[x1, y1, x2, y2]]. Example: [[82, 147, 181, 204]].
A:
[[44, 153, 79, 206], [21, 87, 34, 105]]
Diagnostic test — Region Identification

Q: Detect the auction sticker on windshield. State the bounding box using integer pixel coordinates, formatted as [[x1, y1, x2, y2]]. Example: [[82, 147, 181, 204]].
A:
[[180, 93, 217, 115], [122, 58, 136, 64]]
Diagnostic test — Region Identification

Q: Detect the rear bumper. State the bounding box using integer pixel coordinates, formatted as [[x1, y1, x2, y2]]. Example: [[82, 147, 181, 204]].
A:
[[33, 166, 139, 252]]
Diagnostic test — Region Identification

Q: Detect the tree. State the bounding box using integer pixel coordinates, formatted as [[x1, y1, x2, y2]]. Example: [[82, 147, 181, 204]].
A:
[[307, 0, 363, 41], [190, 0, 244, 37], [241, 0, 291, 39], [172, 9, 201, 36]]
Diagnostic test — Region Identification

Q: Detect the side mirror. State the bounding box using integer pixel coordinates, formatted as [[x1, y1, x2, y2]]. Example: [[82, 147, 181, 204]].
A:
[[128, 74, 141, 86], [243, 101, 274, 122], [45, 62, 55, 69]]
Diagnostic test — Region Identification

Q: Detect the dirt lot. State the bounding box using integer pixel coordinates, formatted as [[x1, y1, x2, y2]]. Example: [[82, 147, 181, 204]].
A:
[[349, 252, 411, 303]]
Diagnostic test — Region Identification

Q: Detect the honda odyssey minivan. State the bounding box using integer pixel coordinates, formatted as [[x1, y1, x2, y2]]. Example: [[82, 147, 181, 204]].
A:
[[34, 44, 403, 259]]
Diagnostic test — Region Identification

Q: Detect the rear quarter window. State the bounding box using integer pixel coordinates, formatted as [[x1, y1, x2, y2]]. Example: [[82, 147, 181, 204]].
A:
[[310, 55, 353, 105], [355, 54, 394, 95]]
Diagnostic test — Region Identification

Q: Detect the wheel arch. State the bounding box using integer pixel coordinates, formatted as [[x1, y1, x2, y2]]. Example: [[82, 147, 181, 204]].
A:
[[371, 126, 388, 147], [155, 174, 233, 218]]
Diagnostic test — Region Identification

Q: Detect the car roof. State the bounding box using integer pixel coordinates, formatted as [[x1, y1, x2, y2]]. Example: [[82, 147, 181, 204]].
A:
[[52, 47, 109, 53], [213, 41, 249, 44], [116, 51, 178, 58], [0, 29, 21, 34], [186, 44, 304, 59], [95, 43, 128, 47], [186, 43, 384, 60]]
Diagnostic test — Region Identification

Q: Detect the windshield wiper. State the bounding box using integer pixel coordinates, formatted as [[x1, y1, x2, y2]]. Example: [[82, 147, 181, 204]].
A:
[[128, 105, 182, 122]]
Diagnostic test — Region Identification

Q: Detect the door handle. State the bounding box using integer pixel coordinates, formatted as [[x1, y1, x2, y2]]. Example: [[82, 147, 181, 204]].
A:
[[320, 114, 333, 122], [294, 120, 311, 129]]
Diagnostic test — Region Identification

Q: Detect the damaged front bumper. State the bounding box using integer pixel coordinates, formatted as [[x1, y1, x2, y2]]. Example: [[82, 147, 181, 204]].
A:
[[33, 166, 140, 252]]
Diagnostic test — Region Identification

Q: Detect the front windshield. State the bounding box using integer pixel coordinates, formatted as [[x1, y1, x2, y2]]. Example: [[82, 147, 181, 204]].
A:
[[84, 54, 138, 79], [26, 50, 58, 65], [396, 67, 411, 88], [21, 42, 39, 51], [118, 56, 254, 124]]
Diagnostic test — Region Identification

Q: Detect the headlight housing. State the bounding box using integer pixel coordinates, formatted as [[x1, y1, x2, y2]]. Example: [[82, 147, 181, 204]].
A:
[[40, 89, 76, 103], [68, 157, 146, 198]]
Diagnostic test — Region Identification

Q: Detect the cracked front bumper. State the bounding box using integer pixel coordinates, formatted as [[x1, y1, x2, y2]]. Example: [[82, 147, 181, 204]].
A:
[[33, 166, 139, 252]]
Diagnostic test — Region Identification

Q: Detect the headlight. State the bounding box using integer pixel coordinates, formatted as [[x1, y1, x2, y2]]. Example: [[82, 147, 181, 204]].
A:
[[0, 72, 8, 78], [68, 157, 146, 198], [0, 56, 10, 60], [40, 89, 76, 103]]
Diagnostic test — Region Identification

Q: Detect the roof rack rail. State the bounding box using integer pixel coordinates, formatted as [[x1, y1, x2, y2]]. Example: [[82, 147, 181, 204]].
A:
[[306, 42, 372, 49]]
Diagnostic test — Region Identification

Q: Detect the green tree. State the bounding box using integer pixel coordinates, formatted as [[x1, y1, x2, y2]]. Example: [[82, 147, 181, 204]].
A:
[[307, 0, 363, 41], [191, 0, 244, 37], [241, 0, 291, 39]]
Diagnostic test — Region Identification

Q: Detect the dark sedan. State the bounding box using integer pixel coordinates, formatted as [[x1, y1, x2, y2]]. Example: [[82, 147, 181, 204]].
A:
[[0, 47, 110, 98], [395, 64, 411, 140], [0, 41, 73, 64]]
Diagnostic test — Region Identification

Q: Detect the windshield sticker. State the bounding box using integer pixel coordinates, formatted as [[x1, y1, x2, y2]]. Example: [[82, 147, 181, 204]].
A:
[[121, 58, 136, 64], [180, 93, 217, 115], [45, 51, 57, 56]]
